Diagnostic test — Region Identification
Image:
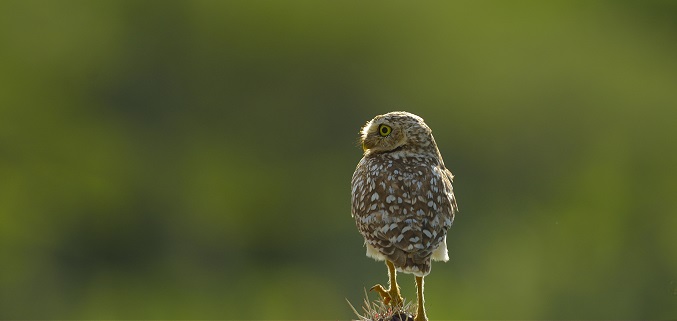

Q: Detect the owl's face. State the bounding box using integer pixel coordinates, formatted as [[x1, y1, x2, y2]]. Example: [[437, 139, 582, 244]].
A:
[[359, 111, 434, 155]]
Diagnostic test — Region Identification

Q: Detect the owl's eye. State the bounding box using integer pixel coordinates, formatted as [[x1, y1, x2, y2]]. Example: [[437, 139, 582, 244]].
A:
[[378, 124, 392, 137]]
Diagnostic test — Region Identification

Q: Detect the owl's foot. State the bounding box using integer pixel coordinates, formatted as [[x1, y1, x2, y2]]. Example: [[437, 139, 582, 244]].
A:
[[370, 283, 404, 307], [371, 260, 404, 306]]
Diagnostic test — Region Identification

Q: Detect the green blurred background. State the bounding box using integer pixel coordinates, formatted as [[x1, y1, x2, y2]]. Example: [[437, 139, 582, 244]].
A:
[[1, 0, 677, 319]]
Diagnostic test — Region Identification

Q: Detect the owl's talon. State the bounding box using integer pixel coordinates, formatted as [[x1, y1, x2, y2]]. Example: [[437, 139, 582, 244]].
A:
[[370, 284, 403, 307], [370, 284, 391, 305]]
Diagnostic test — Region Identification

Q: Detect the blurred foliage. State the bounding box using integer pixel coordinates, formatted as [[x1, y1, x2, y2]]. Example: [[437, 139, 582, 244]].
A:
[[1, 0, 677, 319]]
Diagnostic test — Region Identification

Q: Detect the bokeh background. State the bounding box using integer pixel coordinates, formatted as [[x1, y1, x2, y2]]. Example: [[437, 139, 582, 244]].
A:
[[1, 0, 677, 319]]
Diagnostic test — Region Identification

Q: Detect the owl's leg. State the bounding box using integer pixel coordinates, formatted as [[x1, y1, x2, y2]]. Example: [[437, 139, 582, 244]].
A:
[[370, 260, 403, 306], [414, 276, 427, 321]]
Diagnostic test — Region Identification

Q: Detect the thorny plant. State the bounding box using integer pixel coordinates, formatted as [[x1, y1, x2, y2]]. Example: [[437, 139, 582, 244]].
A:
[[347, 289, 415, 321]]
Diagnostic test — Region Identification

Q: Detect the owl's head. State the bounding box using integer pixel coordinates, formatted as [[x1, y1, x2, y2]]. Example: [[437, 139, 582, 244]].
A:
[[359, 111, 436, 156]]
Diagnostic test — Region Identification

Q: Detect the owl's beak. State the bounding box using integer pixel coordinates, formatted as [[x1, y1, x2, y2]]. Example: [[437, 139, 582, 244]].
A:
[[362, 141, 367, 152]]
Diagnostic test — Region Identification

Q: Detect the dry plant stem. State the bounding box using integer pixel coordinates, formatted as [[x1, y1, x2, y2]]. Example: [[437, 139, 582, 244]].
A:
[[370, 260, 404, 306]]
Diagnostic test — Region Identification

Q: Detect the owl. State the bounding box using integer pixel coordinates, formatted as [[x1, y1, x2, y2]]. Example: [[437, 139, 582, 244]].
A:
[[351, 111, 458, 321]]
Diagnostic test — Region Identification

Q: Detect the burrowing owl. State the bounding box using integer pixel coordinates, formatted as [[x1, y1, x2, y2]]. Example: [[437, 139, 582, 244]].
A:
[[351, 111, 458, 321]]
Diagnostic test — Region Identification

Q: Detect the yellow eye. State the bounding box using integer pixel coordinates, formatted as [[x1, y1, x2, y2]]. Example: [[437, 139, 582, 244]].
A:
[[378, 124, 392, 137]]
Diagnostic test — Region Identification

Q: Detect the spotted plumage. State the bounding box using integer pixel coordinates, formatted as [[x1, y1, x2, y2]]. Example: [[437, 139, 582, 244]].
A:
[[351, 111, 458, 321]]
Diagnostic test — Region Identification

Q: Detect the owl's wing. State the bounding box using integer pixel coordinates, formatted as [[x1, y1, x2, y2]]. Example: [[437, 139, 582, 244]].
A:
[[442, 167, 459, 216], [390, 163, 454, 252], [386, 162, 453, 264]]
